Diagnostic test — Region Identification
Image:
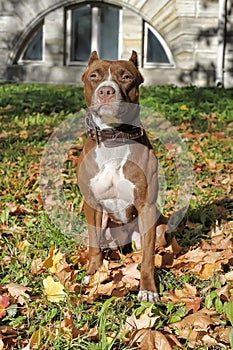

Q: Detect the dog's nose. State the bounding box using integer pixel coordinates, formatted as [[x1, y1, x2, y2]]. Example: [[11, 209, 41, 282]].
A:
[[97, 86, 115, 102]]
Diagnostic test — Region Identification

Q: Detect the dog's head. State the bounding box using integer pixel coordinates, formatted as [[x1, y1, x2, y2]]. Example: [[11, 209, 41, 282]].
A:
[[82, 51, 144, 127]]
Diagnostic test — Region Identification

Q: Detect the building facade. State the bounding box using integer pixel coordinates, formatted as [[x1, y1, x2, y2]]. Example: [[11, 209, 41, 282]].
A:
[[0, 0, 233, 87]]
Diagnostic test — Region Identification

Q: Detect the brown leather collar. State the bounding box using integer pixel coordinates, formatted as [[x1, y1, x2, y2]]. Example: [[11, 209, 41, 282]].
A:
[[86, 113, 144, 146]]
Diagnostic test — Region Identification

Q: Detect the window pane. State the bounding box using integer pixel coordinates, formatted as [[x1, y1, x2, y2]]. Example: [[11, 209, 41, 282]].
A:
[[99, 7, 119, 60], [147, 28, 169, 63], [71, 6, 91, 61], [23, 26, 43, 60]]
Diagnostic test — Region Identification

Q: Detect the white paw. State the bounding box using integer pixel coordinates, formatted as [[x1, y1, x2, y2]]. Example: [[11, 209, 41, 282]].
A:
[[82, 275, 90, 285], [138, 290, 160, 303]]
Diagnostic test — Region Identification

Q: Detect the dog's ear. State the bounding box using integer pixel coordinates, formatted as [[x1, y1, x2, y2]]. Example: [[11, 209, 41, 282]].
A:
[[82, 51, 99, 82], [88, 51, 99, 65], [129, 50, 144, 84], [129, 50, 139, 68]]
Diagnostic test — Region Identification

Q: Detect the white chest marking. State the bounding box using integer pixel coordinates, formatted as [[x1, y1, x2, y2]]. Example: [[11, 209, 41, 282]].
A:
[[90, 144, 135, 223]]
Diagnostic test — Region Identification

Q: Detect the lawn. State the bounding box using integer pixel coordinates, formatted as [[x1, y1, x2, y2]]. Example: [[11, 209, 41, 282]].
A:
[[0, 83, 232, 349]]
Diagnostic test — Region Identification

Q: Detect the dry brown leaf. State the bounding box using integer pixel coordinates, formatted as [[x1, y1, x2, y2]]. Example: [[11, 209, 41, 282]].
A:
[[6, 283, 31, 305], [0, 295, 10, 318], [87, 261, 110, 287], [125, 308, 157, 331], [161, 290, 182, 304], [200, 334, 218, 346], [22, 327, 48, 350], [215, 326, 231, 344], [122, 263, 140, 288], [171, 238, 233, 278], [225, 271, 233, 281], [96, 281, 117, 296], [74, 247, 89, 266], [175, 283, 196, 298], [0, 326, 20, 349], [60, 309, 82, 339], [162, 283, 202, 313], [130, 329, 172, 350], [171, 310, 220, 342], [30, 258, 44, 275], [216, 284, 232, 302], [183, 297, 202, 313], [0, 336, 3, 350]]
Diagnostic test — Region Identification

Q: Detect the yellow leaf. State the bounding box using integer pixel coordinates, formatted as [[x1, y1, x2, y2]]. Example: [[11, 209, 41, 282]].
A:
[[43, 246, 56, 269], [199, 263, 216, 279], [20, 130, 29, 139], [180, 104, 189, 111], [106, 336, 114, 345], [17, 239, 31, 251], [43, 276, 66, 302], [49, 251, 64, 273], [43, 246, 64, 273]]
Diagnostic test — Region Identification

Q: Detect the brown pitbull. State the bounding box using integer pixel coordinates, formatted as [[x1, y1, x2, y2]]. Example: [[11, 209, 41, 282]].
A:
[[78, 51, 167, 303]]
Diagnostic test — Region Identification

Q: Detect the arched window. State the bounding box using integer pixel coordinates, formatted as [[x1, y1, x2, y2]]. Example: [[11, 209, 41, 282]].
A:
[[17, 21, 44, 62], [143, 22, 174, 67], [66, 4, 121, 63]]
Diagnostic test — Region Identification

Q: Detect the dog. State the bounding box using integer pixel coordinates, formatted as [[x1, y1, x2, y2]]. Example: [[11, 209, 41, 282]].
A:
[[78, 51, 168, 303]]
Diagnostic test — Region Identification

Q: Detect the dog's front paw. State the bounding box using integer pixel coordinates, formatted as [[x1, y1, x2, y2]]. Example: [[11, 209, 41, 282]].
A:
[[82, 275, 90, 285], [138, 290, 160, 304]]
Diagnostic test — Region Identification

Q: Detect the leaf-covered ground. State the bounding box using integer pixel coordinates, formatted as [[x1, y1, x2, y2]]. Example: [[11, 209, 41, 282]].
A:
[[0, 84, 232, 349]]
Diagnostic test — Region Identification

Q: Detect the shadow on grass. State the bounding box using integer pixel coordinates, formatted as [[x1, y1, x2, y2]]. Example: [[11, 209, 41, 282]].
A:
[[174, 195, 232, 247]]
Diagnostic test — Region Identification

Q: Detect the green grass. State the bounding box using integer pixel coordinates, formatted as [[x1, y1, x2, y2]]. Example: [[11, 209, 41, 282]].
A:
[[0, 83, 232, 349]]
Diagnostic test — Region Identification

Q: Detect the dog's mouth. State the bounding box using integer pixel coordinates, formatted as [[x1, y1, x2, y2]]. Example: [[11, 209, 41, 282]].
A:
[[91, 101, 121, 122], [90, 101, 140, 128]]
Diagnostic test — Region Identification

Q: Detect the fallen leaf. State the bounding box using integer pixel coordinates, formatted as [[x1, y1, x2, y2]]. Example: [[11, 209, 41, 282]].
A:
[[43, 246, 64, 272], [30, 258, 43, 275], [122, 263, 140, 288], [0, 336, 3, 350], [87, 261, 110, 287], [0, 326, 18, 349], [225, 271, 233, 281], [199, 263, 217, 279], [60, 309, 81, 338], [130, 329, 172, 350], [43, 276, 66, 303], [0, 295, 10, 318], [125, 308, 157, 331], [171, 310, 220, 341], [22, 327, 48, 350], [6, 283, 31, 305], [17, 239, 31, 251]]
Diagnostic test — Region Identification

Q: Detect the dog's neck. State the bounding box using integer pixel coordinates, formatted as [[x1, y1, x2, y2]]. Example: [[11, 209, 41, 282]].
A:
[[85, 111, 144, 146]]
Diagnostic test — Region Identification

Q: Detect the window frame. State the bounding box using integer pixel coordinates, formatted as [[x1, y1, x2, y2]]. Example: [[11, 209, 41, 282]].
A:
[[66, 4, 122, 65], [143, 22, 175, 68]]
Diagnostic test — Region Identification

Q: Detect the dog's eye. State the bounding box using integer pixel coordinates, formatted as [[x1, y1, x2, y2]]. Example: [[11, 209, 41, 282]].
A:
[[89, 72, 98, 80], [122, 74, 131, 80]]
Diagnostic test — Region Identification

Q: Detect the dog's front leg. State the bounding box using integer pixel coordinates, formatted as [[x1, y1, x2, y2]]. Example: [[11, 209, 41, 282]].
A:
[[83, 201, 103, 285], [137, 204, 159, 303]]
